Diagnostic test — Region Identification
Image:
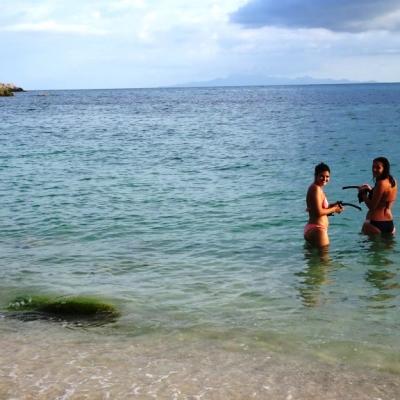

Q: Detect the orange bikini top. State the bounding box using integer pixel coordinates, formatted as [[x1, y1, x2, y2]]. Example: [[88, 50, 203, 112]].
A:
[[306, 194, 328, 212]]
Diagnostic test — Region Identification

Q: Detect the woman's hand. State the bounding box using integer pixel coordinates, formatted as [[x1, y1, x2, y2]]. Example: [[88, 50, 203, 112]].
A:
[[334, 202, 344, 214], [358, 184, 372, 192]]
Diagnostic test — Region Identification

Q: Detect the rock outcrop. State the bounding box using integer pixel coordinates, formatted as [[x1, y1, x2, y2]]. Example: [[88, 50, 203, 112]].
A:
[[0, 82, 24, 96]]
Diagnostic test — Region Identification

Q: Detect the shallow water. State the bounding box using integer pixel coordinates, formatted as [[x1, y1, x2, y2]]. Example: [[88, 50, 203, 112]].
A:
[[1, 85, 400, 398], [1, 320, 399, 399]]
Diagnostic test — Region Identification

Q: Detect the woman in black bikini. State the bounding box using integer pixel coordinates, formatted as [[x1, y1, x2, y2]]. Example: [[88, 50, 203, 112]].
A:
[[360, 157, 397, 235]]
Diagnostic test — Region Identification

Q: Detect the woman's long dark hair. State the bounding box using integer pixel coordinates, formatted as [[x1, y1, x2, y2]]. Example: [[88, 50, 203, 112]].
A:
[[374, 157, 396, 187]]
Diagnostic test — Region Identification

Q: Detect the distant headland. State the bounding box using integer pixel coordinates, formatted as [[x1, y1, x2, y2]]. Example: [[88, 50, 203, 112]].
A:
[[173, 74, 372, 88], [0, 83, 24, 96]]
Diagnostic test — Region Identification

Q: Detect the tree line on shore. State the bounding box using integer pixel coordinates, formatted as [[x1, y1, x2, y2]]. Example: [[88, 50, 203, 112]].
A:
[[0, 83, 24, 96]]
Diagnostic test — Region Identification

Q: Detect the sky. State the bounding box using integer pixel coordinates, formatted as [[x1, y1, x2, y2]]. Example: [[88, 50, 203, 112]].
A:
[[1, 0, 400, 89]]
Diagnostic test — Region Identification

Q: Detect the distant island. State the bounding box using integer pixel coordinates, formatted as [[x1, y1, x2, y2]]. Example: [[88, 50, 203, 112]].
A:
[[173, 74, 370, 88], [0, 83, 24, 96]]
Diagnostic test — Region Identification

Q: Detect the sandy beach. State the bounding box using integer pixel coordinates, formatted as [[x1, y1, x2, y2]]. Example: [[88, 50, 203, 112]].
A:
[[1, 319, 399, 400]]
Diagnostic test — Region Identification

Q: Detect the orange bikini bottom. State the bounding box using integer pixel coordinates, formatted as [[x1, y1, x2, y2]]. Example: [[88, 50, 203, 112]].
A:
[[304, 223, 327, 237]]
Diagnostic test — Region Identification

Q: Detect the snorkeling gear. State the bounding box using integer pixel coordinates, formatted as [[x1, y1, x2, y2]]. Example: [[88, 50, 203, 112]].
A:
[[342, 185, 372, 203], [336, 201, 362, 211], [328, 201, 362, 216]]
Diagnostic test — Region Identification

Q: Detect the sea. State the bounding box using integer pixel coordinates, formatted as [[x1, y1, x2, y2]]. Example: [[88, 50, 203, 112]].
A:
[[1, 84, 399, 399]]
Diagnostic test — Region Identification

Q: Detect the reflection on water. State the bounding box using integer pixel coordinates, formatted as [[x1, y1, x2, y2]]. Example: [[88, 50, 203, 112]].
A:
[[297, 235, 400, 310], [363, 234, 396, 265], [296, 245, 332, 307], [362, 236, 400, 306]]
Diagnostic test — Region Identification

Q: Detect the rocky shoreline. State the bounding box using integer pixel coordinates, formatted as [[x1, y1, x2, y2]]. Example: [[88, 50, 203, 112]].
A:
[[0, 83, 24, 96]]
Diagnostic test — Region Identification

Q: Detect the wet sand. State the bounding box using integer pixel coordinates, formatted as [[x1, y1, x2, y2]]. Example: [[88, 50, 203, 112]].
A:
[[0, 321, 399, 399]]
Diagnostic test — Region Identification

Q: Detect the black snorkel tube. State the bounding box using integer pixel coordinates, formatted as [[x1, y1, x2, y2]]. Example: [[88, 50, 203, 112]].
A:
[[328, 200, 362, 216], [337, 201, 362, 211], [342, 185, 372, 203]]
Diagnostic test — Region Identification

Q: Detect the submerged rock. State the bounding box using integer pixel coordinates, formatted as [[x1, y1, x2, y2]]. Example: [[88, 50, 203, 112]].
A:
[[6, 295, 120, 326]]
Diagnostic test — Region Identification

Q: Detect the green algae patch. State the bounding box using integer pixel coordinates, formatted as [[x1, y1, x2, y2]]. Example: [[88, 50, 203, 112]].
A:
[[6, 295, 120, 325]]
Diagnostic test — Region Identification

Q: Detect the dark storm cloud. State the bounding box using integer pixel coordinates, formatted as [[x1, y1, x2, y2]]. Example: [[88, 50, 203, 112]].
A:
[[230, 0, 400, 32]]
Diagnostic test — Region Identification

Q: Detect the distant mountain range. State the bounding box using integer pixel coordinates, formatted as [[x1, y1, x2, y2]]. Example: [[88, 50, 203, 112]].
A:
[[173, 75, 372, 88]]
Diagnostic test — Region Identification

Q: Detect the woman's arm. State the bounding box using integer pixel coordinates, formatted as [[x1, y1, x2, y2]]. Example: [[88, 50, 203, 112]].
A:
[[363, 181, 384, 211], [326, 202, 344, 215], [308, 185, 342, 216]]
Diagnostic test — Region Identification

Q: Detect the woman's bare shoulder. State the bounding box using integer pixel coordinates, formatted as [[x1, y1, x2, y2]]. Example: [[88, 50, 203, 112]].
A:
[[307, 183, 322, 199], [389, 179, 397, 195], [308, 183, 321, 192], [377, 179, 396, 195]]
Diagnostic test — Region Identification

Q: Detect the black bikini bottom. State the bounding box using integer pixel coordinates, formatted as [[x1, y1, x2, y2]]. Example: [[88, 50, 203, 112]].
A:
[[370, 220, 395, 234]]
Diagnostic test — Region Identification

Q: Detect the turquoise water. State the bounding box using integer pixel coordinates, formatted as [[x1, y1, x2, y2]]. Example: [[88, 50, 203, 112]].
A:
[[1, 85, 400, 397]]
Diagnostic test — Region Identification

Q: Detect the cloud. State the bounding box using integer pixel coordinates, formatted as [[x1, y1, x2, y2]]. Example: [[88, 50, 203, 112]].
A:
[[2, 0, 400, 88], [1, 21, 107, 35], [230, 0, 400, 32]]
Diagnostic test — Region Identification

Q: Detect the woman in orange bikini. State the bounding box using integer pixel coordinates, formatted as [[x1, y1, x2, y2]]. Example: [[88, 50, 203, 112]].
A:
[[359, 157, 397, 235], [304, 163, 344, 248]]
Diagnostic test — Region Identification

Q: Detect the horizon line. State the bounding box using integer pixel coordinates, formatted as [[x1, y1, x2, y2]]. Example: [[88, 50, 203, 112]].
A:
[[16, 81, 400, 91]]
